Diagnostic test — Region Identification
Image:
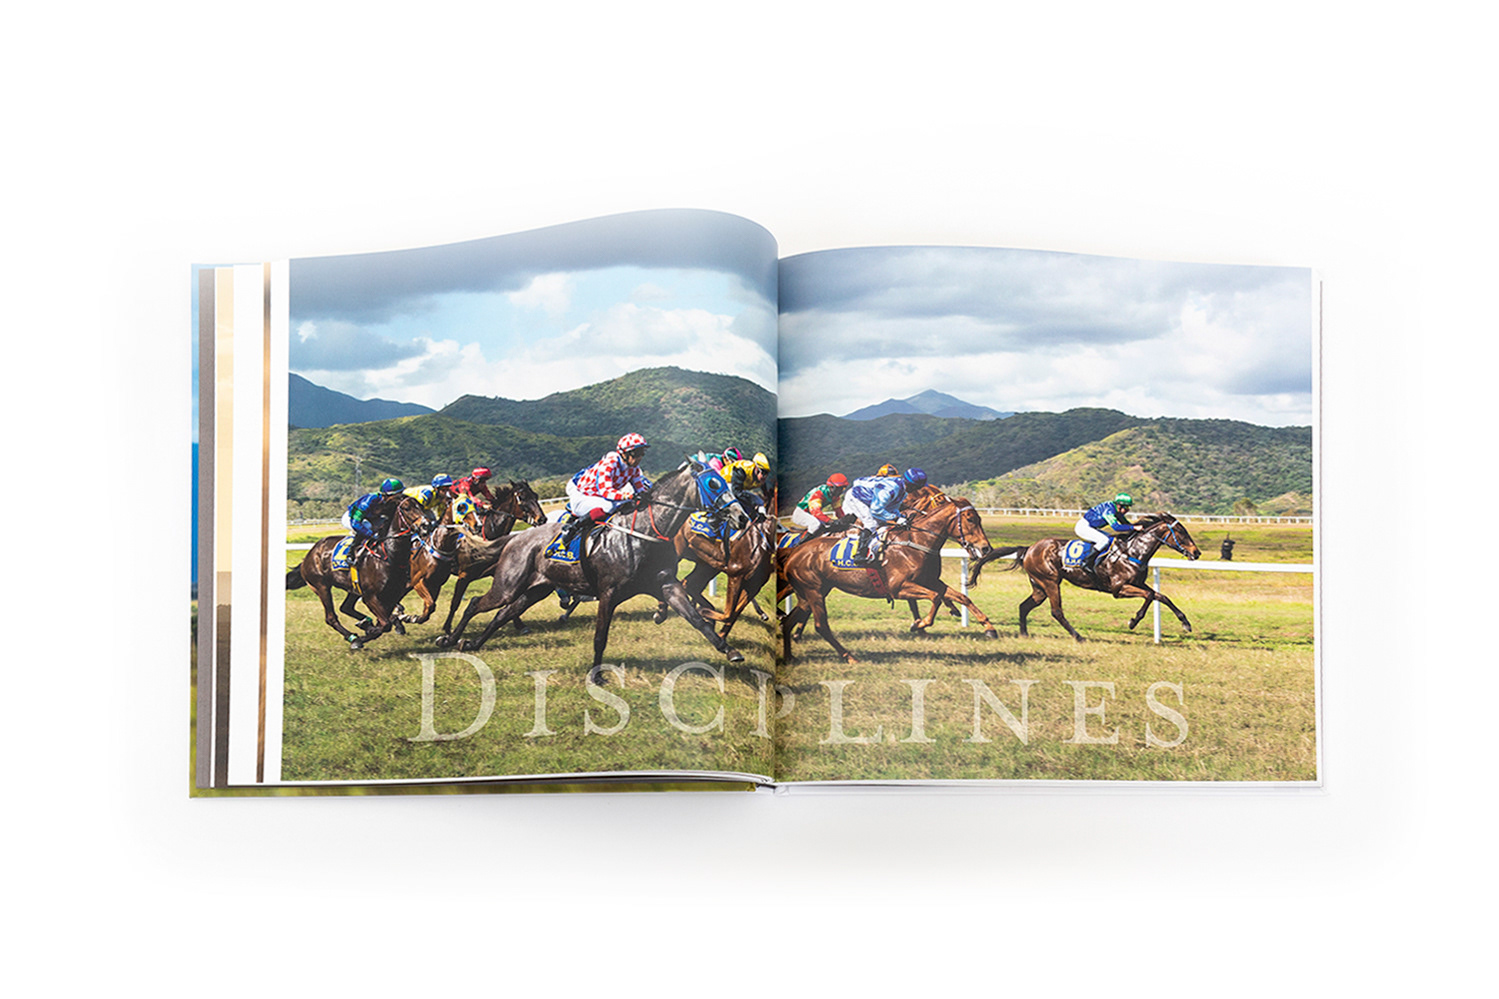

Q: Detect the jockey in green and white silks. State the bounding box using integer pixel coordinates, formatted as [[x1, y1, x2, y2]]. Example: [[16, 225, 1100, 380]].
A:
[[1075, 492, 1137, 566]]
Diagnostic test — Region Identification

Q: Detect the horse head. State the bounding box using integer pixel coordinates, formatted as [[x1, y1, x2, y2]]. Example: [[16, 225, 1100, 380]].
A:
[[1135, 513, 1200, 560], [676, 459, 750, 534], [508, 480, 548, 527]]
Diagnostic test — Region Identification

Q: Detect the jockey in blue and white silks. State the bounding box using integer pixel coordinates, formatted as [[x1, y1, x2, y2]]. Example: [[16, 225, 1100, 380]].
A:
[[844, 472, 908, 564], [1075, 492, 1137, 566]]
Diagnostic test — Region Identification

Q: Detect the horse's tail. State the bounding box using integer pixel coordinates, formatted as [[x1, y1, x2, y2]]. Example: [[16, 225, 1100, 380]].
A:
[[965, 545, 1027, 586], [285, 565, 307, 590]]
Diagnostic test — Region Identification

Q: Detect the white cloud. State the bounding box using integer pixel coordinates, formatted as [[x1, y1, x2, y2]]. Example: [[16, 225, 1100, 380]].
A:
[[507, 273, 572, 316]]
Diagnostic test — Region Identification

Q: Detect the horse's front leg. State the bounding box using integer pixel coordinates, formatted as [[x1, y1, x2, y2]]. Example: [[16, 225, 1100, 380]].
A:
[[655, 570, 743, 663], [920, 580, 1000, 639], [1117, 583, 1192, 633]]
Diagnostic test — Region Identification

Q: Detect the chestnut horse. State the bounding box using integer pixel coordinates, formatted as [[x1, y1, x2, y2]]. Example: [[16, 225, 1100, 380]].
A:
[[995, 512, 1201, 641], [667, 511, 775, 639], [395, 523, 465, 625], [778, 498, 1001, 663]]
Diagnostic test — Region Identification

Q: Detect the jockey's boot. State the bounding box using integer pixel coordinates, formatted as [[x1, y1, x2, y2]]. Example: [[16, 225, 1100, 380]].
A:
[[556, 514, 585, 549], [1084, 544, 1108, 576], [853, 529, 874, 565]]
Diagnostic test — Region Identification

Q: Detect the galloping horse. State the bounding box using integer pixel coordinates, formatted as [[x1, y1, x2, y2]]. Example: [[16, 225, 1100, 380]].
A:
[[438, 462, 752, 680], [286, 497, 425, 649], [668, 511, 775, 639], [997, 513, 1201, 642], [395, 523, 464, 625], [476, 480, 548, 540], [778, 497, 1001, 663]]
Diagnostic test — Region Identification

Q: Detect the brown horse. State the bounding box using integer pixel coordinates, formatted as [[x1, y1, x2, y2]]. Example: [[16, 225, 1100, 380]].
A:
[[667, 512, 775, 638], [997, 513, 1201, 642], [395, 523, 465, 625], [438, 462, 752, 681], [778, 498, 1001, 663], [476, 481, 548, 540], [286, 496, 426, 648]]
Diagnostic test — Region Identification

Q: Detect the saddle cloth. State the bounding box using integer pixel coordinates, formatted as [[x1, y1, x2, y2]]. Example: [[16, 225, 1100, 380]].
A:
[[1061, 539, 1094, 570], [331, 536, 358, 571], [544, 529, 583, 564], [685, 510, 743, 543], [828, 535, 869, 569]]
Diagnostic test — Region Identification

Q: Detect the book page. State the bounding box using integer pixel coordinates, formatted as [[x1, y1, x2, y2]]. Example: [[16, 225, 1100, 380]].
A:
[[773, 245, 1318, 786], [193, 210, 782, 792]]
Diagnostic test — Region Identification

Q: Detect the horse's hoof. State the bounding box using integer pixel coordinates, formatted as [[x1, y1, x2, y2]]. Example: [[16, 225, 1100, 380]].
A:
[[514, 624, 531, 636], [434, 634, 453, 648], [652, 611, 667, 625], [983, 629, 998, 639], [348, 638, 363, 651], [842, 654, 859, 664], [588, 666, 607, 686], [726, 649, 744, 663]]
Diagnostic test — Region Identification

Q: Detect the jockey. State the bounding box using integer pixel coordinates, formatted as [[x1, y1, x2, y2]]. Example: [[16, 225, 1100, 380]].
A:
[[875, 463, 900, 478], [403, 474, 455, 531], [791, 473, 849, 534], [344, 478, 405, 546], [559, 433, 654, 545], [453, 466, 496, 510], [844, 472, 908, 565], [902, 468, 949, 513], [1076, 492, 1137, 570], [724, 452, 771, 513]]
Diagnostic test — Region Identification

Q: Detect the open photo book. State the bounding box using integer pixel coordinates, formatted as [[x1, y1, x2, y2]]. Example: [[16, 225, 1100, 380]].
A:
[[192, 209, 1319, 795]]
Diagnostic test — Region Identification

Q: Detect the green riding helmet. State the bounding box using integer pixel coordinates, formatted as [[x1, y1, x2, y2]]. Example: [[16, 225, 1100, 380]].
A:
[[1114, 492, 1133, 507], [380, 478, 405, 494]]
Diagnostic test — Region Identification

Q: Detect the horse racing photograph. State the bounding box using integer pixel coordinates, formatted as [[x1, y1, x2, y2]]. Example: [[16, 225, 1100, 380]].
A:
[[771, 244, 1317, 784], [193, 212, 1317, 792]]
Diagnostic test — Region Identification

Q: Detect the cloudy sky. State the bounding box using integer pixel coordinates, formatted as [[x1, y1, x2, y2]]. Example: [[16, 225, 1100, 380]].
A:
[[287, 210, 779, 407], [778, 246, 1315, 427]]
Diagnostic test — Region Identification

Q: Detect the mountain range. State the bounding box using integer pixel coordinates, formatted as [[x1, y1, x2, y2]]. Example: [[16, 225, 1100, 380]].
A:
[[843, 389, 1011, 421], [287, 367, 776, 519], [284, 367, 1312, 519], [289, 373, 434, 428]]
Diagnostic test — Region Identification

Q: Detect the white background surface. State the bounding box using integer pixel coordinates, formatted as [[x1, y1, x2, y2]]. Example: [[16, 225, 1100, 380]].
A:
[[4, 3, 1486, 994]]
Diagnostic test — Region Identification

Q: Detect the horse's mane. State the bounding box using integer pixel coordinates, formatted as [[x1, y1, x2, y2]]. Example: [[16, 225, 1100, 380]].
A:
[[1134, 512, 1174, 528]]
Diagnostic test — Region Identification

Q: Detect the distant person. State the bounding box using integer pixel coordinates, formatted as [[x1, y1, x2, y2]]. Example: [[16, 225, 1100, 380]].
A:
[[1220, 537, 1236, 561], [792, 473, 849, 534], [1076, 492, 1137, 572], [453, 466, 496, 511], [344, 478, 406, 548]]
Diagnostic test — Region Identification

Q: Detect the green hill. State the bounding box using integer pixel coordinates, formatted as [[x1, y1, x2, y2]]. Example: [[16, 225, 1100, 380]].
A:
[[953, 420, 1313, 515], [287, 367, 776, 519], [441, 366, 775, 458]]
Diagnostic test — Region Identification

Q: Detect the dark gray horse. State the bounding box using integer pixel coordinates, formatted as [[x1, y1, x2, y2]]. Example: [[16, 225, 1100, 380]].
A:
[[437, 462, 750, 679]]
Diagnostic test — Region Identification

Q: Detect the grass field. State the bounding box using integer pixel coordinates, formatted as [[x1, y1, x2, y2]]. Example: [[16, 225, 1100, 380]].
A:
[[280, 516, 1315, 784], [773, 516, 1315, 782]]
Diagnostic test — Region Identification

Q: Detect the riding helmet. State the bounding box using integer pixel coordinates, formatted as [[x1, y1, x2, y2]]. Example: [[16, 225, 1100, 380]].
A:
[[617, 433, 649, 453], [380, 478, 404, 494], [826, 473, 849, 488], [1114, 492, 1133, 507], [904, 468, 927, 487]]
